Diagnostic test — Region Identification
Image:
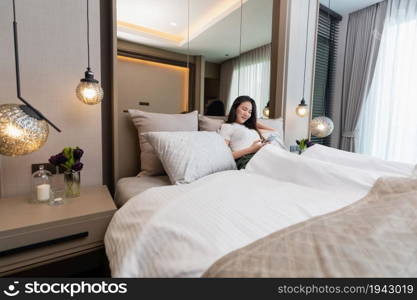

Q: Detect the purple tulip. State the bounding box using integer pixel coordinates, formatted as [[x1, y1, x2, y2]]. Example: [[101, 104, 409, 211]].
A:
[[306, 141, 315, 148], [73, 147, 84, 161], [48, 152, 67, 166], [72, 162, 84, 172]]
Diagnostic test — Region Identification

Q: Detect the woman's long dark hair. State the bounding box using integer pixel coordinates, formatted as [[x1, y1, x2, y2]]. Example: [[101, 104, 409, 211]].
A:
[[226, 96, 263, 140]]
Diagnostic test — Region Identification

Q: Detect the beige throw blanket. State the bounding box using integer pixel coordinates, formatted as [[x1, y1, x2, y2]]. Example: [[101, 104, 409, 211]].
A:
[[203, 177, 417, 277]]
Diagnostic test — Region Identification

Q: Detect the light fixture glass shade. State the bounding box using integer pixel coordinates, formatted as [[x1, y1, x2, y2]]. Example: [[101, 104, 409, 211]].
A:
[[76, 81, 103, 105], [295, 99, 308, 117], [0, 104, 49, 156], [310, 116, 334, 138], [263, 106, 270, 118]]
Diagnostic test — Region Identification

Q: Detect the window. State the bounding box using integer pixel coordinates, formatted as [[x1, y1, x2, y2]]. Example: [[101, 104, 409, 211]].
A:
[[312, 6, 341, 145], [221, 44, 271, 117], [356, 10, 417, 164]]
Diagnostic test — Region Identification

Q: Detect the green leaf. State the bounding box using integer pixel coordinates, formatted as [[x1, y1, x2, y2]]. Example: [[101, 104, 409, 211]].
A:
[[62, 147, 74, 169]]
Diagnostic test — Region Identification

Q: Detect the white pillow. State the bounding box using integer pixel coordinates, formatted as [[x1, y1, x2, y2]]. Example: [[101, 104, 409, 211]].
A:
[[145, 131, 237, 184], [258, 118, 284, 137]]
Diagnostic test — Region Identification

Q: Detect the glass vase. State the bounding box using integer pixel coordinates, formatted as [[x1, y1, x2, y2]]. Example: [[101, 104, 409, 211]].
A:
[[64, 170, 80, 198], [31, 165, 52, 204]]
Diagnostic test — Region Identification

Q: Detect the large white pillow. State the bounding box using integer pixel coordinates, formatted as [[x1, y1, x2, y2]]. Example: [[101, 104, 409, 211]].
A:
[[145, 131, 237, 184], [128, 109, 198, 176]]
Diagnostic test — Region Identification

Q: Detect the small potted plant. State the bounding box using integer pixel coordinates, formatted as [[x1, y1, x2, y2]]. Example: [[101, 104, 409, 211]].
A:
[[49, 147, 84, 198], [296, 139, 314, 154]]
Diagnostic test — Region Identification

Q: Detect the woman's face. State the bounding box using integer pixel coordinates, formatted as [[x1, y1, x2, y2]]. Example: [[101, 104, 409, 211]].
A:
[[235, 101, 253, 124]]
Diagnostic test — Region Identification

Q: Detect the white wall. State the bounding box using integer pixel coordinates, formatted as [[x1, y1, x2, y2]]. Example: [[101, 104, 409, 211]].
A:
[[284, 0, 318, 146], [0, 0, 102, 197]]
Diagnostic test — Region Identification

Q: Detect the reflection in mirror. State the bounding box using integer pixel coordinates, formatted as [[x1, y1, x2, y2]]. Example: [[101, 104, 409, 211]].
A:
[[196, 0, 273, 118], [117, 0, 273, 118], [312, 0, 417, 165], [117, 0, 191, 115]]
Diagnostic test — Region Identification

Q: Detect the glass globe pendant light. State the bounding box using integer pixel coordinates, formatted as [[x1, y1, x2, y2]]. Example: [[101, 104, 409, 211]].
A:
[[296, 0, 311, 118], [76, 0, 103, 105], [295, 99, 308, 117], [262, 101, 270, 118], [0, 0, 61, 156], [310, 116, 334, 138]]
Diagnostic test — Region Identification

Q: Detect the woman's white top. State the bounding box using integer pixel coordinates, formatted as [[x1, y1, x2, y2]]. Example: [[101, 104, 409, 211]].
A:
[[219, 123, 260, 152]]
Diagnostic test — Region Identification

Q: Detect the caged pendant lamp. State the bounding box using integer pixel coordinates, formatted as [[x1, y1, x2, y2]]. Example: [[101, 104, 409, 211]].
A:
[[76, 0, 103, 105], [295, 0, 311, 118], [0, 0, 61, 156]]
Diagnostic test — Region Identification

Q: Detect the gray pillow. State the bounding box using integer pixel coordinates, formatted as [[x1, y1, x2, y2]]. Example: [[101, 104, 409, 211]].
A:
[[128, 109, 198, 175], [145, 131, 237, 184], [198, 115, 225, 131]]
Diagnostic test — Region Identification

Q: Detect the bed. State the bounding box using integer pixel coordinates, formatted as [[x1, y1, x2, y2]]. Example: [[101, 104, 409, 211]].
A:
[[105, 142, 417, 277], [114, 175, 171, 207]]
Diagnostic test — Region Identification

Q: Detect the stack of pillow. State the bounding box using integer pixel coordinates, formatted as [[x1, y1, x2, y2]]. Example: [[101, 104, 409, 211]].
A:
[[128, 109, 284, 185]]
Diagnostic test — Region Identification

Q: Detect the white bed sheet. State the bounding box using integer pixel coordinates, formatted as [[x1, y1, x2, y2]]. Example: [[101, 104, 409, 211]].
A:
[[105, 145, 387, 277], [303, 144, 415, 177]]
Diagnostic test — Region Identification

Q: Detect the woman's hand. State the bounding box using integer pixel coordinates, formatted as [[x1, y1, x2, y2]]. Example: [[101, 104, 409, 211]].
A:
[[249, 139, 265, 153], [231, 140, 267, 159]]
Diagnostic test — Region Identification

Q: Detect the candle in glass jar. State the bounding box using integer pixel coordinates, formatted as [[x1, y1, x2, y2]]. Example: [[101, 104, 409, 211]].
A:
[[37, 184, 50, 201]]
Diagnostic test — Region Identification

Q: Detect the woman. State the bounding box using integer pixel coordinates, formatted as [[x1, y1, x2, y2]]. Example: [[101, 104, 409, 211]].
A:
[[219, 96, 275, 169]]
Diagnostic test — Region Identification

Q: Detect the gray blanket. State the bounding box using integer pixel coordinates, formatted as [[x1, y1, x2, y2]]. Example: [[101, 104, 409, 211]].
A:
[[203, 177, 417, 277]]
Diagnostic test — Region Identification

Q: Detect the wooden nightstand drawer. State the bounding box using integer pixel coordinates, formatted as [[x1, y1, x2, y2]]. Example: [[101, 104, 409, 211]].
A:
[[0, 186, 116, 276], [0, 215, 112, 275]]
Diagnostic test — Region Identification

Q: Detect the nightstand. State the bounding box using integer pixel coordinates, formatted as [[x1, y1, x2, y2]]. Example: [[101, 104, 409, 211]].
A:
[[0, 186, 117, 277]]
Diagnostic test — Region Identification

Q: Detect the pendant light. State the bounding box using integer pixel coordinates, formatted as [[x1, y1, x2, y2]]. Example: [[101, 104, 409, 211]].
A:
[[0, 0, 61, 156], [76, 0, 103, 105], [263, 101, 270, 118], [311, 116, 334, 138], [296, 0, 311, 118]]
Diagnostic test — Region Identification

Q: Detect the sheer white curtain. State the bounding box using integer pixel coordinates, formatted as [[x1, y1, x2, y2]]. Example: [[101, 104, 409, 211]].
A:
[[357, 0, 417, 164], [220, 44, 271, 117]]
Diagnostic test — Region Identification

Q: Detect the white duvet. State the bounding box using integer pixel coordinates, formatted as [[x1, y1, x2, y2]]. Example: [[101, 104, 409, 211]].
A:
[[104, 145, 414, 277]]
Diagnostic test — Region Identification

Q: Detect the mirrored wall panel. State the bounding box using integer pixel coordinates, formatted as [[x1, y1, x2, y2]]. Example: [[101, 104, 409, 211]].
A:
[[116, 0, 273, 117]]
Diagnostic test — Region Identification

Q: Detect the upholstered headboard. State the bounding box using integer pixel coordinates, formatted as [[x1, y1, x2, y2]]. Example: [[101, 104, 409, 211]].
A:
[[115, 110, 141, 182]]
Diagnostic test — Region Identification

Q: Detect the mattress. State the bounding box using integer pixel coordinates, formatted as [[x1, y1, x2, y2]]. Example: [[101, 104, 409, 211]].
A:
[[114, 175, 171, 207]]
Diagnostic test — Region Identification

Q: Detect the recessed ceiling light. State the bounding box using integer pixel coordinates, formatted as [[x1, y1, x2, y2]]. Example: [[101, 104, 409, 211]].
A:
[[170, 22, 177, 27]]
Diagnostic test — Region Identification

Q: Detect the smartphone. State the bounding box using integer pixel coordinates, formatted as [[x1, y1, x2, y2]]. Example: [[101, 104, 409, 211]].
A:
[[264, 135, 276, 143]]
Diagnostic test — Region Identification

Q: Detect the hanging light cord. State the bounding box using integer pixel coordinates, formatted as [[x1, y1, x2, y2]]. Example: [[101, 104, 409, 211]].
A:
[[302, 0, 311, 99], [237, 0, 243, 95], [11, 0, 61, 132], [86, 0, 90, 70], [186, 0, 190, 69]]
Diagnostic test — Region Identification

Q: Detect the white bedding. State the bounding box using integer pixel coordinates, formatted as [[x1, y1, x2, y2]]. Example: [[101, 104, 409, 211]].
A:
[[104, 145, 401, 277], [303, 144, 415, 177]]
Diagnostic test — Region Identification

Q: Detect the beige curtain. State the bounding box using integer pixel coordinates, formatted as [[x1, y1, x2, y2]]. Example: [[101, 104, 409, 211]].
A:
[[339, 1, 387, 151]]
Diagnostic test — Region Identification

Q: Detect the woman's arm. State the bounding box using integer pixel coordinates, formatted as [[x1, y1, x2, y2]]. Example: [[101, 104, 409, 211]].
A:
[[230, 140, 265, 160], [257, 121, 275, 131]]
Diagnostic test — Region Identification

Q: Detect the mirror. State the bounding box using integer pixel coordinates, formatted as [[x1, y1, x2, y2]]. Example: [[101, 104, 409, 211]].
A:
[[190, 0, 273, 118], [116, 0, 273, 118]]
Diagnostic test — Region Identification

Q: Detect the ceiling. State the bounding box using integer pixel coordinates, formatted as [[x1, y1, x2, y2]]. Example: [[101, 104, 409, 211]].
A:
[[117, 0, 273, 63], [117, 0, 383, 63], [319, 0, 384, 15]]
